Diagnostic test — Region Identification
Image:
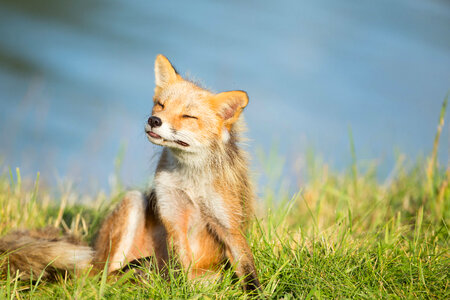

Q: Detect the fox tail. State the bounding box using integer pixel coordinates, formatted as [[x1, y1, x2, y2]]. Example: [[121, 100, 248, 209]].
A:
[[0, 227, 93, 280]]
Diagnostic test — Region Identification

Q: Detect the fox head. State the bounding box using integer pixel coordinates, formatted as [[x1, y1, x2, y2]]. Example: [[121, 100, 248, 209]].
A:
[[145, 55, 248, 157]]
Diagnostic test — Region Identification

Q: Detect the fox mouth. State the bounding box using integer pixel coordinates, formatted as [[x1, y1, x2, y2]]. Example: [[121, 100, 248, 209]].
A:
[[175, 140, 189, 147], [147, 131, 161, 139], [146, 130, 190, 147]]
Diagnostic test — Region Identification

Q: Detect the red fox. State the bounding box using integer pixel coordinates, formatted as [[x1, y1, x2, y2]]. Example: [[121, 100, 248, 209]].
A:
[[0, 55, 260, 291]]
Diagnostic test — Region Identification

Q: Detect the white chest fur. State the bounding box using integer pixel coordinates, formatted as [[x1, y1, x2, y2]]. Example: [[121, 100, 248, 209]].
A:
[[153, 152, 231, 229]]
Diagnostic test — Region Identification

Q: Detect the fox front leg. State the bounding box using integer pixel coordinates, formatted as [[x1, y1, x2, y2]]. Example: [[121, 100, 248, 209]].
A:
[[199, 203, 260, 291], [156, 188, 195, 272], [222, 230, 260, 291]]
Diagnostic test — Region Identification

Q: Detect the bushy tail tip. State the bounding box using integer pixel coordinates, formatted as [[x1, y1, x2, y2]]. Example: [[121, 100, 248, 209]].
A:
[[0, 228, 94, 280]]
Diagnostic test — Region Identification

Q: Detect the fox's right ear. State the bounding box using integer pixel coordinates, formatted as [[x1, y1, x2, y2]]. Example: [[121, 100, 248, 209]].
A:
[[154, 54, 178, 88]]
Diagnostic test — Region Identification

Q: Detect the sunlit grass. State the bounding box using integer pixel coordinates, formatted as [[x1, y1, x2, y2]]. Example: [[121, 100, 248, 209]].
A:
[[0, 98, 448, 299]]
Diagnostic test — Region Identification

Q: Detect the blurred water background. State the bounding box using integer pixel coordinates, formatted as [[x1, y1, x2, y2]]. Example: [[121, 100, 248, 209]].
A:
[[0, 0, 449, 194]]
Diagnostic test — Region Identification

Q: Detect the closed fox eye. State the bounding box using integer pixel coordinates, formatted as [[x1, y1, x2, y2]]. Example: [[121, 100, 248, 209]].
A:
[[156, 101, 164, 109], [182, 114, 198, 119]]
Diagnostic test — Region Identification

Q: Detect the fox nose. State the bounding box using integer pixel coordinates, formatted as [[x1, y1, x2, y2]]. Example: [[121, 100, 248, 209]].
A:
[[148, 116, 162, 128]]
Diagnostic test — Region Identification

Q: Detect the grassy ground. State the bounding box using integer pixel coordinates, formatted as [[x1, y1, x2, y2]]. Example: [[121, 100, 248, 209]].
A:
[[0, 99, 448, 299]]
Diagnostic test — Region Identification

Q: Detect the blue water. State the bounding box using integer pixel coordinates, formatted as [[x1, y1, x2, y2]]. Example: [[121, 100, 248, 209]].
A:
[[0, 0, 449, 193]]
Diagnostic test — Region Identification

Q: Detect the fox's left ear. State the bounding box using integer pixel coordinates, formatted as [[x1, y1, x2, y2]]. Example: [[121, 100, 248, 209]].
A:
[[154, 54, 178, 88], [211, 90, 249, 127]]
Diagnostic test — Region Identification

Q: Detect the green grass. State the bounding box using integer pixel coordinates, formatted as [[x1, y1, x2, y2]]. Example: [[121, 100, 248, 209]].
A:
[[0, 98, 449, 299]]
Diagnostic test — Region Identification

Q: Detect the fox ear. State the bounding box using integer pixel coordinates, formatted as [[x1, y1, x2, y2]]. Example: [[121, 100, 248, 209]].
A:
[[154, 54, 178, 88], [211, 91, 249, 126]]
